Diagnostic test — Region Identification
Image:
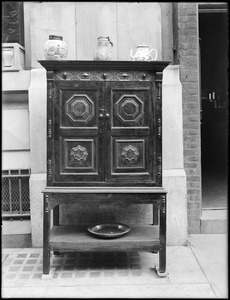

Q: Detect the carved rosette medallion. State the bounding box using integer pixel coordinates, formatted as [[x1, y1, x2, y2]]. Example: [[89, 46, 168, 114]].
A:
[[70, 145, 88, 162], [121, 145, 139, 162]]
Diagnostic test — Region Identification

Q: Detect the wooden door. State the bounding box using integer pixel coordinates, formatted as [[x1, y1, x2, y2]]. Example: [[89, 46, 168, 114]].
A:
[[52, 80, 104, 185], [105, 81, 158, 186]]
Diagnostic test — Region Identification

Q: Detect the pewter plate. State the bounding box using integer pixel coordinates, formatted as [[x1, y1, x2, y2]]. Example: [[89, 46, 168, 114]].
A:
[[87, 223, 130, 239]]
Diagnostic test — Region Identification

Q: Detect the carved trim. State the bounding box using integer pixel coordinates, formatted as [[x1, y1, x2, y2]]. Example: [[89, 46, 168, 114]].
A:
[[161, 195, 166, 214], [48, 159, 52, 181], [48, 119, 52, 138], [45, 194, 49, 213], [47, 71, 54, 101], [157, 117, 161, 138], [156, 82, 162, 101], [48, 81, 53, 100], [157, 156, 162, 177], [55, 70, 155, 81], [156, 71, 162, 102]]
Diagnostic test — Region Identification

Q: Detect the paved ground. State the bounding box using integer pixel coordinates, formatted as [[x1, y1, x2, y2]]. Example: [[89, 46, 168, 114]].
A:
[[1, 234, 228, 298]]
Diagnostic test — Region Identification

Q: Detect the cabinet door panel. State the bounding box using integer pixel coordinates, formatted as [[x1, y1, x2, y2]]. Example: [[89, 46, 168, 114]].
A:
[[112, 137, 148, 172], [61, 137, 98, 173], [105, 81, 157, 185], [53, 81, 104, 185]]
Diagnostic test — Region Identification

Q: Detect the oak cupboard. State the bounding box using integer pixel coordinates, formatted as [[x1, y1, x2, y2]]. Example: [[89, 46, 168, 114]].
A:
[[39, 60, 170, 276]]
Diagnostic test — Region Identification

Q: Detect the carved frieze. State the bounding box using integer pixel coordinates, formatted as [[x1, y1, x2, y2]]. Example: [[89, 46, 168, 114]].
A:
[[55, 70, 155, 81]]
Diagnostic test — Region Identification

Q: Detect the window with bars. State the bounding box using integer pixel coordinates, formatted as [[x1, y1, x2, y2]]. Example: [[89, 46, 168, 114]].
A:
[[2, 169, 30, 219]]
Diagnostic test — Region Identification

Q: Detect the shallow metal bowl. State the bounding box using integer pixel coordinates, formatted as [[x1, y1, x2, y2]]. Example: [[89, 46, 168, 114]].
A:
[[87, 223, 131, 239]]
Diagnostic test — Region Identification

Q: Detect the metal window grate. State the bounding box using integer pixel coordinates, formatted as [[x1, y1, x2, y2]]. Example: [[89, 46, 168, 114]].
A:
[[2, 169, 31, 219]]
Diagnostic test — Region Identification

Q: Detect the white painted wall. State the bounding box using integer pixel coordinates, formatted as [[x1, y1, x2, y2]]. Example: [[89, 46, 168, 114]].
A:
[[75, 2, 162, 61], [2, 71, 31, 171], [2, 110, 30, 150], [26, 2, 162, 68]]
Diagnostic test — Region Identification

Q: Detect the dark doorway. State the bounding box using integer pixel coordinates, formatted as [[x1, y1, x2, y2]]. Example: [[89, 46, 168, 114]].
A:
[[199, 11, 228, 209]]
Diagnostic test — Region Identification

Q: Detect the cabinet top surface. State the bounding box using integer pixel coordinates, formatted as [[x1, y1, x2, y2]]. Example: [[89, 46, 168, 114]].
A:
[[38, 60, 171, 72]]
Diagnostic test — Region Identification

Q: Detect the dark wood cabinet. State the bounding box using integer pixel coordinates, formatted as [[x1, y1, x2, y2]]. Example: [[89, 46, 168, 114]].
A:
[[39, 60, 170, 277]]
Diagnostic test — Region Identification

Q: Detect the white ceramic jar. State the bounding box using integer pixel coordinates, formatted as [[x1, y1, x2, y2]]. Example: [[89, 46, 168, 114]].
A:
[[44, 35, 67, 60]]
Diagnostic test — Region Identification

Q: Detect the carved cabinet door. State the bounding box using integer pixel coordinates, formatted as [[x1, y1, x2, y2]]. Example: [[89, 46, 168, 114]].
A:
[[51, 77, 160, 187], [52, 80, 104, 185], [104, 81, 158, 186]]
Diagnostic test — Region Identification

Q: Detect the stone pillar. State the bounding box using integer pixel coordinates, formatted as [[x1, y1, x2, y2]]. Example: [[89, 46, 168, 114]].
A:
[[28, 68, 47, 247], [162, 65, 188, 245]]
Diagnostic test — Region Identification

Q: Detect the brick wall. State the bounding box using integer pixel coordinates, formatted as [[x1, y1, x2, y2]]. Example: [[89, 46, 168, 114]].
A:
[[177, 3, 201, 233]]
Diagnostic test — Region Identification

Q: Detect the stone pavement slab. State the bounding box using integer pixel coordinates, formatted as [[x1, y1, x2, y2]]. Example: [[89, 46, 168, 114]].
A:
[[2, 283, 216, 299], [2, 245, 218, 298], [189, 234, 228, 299]]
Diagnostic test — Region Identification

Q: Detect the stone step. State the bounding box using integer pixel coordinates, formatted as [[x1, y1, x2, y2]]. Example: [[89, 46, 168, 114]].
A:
[[2, 220, 31, 248], [200, 209, 227, 234]]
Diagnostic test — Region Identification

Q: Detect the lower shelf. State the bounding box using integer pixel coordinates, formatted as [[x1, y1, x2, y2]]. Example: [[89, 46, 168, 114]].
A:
[[50, 225, 160, 252]]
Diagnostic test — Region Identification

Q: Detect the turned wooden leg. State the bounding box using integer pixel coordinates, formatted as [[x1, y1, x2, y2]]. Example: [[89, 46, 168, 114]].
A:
[[53, 205, 60, 256], [159, 194, 166, 274], [43, 194, 51, 274]]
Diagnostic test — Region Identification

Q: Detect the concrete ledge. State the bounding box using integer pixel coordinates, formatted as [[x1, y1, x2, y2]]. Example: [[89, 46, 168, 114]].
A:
[[2, 70, 31, 91]]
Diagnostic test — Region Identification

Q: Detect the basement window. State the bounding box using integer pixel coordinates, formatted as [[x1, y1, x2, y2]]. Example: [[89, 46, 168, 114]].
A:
[[2, 169, 30, 220]]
